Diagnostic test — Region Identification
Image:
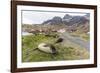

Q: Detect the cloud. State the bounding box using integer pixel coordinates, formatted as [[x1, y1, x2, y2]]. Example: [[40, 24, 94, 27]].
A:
[[22, 10, 87, 24]]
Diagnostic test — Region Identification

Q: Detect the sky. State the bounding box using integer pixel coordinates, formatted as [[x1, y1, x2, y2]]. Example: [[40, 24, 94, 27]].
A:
[[22, 10, 87, 24]]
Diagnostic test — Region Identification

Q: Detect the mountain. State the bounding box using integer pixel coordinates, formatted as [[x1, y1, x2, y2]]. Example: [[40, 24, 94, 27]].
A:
[[84, 13, 90, 20], [42, 14, 89, 26], [63, 14, 72, 20], [62, 14, 72, 25], [66, 16, 88, 26], [42, 16, 63, 25]]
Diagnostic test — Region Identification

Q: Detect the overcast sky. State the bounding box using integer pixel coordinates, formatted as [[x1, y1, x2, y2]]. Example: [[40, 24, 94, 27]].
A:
[[22, 10, 87, 24]]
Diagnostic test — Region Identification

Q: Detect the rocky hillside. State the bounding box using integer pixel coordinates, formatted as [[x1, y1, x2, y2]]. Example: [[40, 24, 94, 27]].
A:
[[22, 13, 90, 33], [42, 13, 90, 33], [43, 14, 89, 25]]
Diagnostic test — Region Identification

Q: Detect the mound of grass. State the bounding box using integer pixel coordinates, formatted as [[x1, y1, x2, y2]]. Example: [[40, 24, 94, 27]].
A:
[[70, 31, 90, 41], [22, 34, 89, 62]]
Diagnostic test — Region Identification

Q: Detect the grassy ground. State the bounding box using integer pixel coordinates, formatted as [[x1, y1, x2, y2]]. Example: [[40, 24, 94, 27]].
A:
[[22, 33, 89, 62], [70, 30, 90, 41]]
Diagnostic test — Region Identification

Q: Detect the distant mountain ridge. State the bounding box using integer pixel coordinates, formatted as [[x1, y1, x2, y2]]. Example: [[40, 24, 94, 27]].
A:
[[42, 14, 89, 26]]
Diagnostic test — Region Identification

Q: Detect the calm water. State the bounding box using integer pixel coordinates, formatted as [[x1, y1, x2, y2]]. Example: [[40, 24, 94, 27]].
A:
[[22, 32, 33, 36]]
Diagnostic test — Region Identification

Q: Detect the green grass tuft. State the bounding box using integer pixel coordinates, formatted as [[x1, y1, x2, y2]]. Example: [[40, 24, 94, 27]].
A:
[[22, 34, 89, 62]]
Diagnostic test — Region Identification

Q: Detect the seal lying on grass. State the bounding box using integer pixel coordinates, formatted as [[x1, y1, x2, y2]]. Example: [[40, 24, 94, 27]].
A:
[[33, 38, 63, 54], [34, 43, 57, 55]]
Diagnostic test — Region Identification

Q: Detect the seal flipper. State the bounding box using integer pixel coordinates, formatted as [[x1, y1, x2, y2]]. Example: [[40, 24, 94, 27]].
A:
[[33, 48, 38, 51]]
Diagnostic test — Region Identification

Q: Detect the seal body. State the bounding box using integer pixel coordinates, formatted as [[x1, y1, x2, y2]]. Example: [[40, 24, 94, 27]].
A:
[[38, 43, 57, 54]]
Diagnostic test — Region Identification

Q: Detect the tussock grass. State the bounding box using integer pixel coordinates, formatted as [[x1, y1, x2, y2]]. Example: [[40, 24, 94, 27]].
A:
[[22, 34, 89, 62], [70, 31, 90, 41]]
